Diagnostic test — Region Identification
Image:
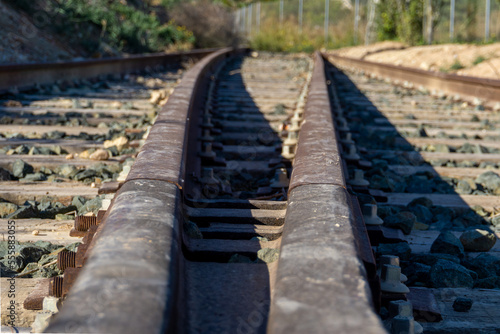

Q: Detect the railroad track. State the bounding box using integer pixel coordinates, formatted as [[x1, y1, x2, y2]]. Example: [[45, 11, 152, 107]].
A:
[[0, 49, 214, 330], [1, 48, 499, 334], [324, 56, 500, 333]]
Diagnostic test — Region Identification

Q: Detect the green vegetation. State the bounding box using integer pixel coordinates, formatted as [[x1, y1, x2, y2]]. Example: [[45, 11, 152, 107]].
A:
[[449, 60, 465, 70], [5, 0, 195, 55], [473, 55, 487, 65], [53, 0, 194, 53], [250, 21, 323, 52], [377, 0, 424, 45], [440, 59, 466, 72], [249, 0, 357, 52]]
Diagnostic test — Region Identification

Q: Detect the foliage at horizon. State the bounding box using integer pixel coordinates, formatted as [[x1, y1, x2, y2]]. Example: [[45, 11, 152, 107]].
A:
[[5, 0, 195, 54]]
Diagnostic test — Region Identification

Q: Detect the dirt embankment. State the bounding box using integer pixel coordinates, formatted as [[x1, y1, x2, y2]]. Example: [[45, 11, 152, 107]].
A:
[[331, 41, 500, 80], [0, 1, 77, 64]]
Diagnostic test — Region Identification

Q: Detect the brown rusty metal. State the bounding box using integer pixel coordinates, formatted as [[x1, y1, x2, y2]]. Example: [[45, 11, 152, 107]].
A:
[[125, 48, 235, 190], [269, 52, 386, 334], [349, 193, 381, 312], [76, 225, 99, 268], [326, 53, 500, 103], [97, 210, 107, 224], [57, 250, 76, 271], [62, 268, 82, 297], [289, 52, 346, 192], [49, 276, 64, 298], [0, 48, 219, 93], [74, 215, 98, 232], [69, 229, 87, 238], [23, 279, 50, 310]]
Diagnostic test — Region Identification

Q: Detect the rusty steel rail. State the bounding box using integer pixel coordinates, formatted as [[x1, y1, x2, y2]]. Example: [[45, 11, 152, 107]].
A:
[[326, 53, 500, 104], [45, 48, 237, 333], [268, 52, 385, 333], [0, 48, 219, 93]]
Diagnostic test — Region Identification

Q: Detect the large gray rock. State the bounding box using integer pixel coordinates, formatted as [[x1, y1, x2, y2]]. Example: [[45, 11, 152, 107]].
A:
[[452, 210, 486, 228], [471, 253, 500, 276], [19, 246, 49, 263], [0, 202, 18, 218], [460, 228, 497, 252], [256, 248, 279, 263], [78, 197, 102, 215], [402, 262, 431, 286], [12, 159, 34, 178], [474, 276, 500, 289], [452, 297, 473, 312], [0, 167, 13, 181], [408, 204, 433, 225], [430, 259, 474, 288], [6, 205, 38, 219], [377, 242, 412, 261], [383, 211, 416, 235], [475, 171, 500, 194], [0, 240, 19, 259], [408, 197, 433, 209], [71, 196, 87, 210], [58, 164, 78, 178], [23, 172, 47, 182], [0, 254, 26, 272], [430, 231, 464, 257], [74, 169, 97, 181], [411, 253, 460, 266], [33, 241, 62, 253]]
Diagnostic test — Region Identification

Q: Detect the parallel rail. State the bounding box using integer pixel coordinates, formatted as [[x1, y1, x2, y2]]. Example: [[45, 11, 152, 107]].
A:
[[327, 54, 500, 104], [0, 48, 218, 93]]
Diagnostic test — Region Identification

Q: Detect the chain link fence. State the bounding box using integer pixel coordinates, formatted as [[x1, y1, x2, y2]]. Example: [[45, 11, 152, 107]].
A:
[[235, 0, 500, 49]]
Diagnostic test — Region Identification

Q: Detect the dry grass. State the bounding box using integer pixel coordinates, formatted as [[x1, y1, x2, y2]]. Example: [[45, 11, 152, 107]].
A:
[[170, 0, 240, 48], [249, 17, 359, 52]]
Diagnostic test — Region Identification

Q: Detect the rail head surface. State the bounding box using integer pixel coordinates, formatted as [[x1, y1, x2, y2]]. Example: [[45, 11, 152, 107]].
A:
[[288, 52, 346, 192], [268, 52, 386, 334], [327, 53, 500, 104], [0, 48, 220, 93], [45, 48, 237, 334]]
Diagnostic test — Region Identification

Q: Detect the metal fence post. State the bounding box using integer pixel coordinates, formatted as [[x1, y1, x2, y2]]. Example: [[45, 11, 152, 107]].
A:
[[299, 0, 303, 34], [257, 2, 261, 33], [354, 0, 360, 44], [248, 4, 253, 36], [324, 0, 329, 47], [280, 0, 284, 25], [241, 6, 246, 35], [486, 0, 491, 40], [450, 0, 455, 40]]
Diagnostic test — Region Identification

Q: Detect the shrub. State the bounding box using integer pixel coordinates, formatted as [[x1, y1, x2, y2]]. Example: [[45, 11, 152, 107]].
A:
[[449, 60, 465, 71], [473, 56, 487, 65], [170, 0, 238, 48]]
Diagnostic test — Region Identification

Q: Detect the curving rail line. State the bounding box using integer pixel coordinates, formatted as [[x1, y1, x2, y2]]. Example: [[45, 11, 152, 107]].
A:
[[7, 46, 496, 334], [43, 50, 386, 333]]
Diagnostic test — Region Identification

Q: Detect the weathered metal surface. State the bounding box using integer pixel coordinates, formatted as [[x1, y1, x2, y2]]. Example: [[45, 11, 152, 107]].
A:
[[126, 48, 234, 188], [45, 180, 182, 333], [327, 54, 500, 103], [268, 53, 385, 333], [0, 48, 218, 93], [23, 279, 50, 311], [184, 262, 272, 334], [45, 49, 238, 334], [268, 184, 386, 334], [289, 52, 345, 192], [185, 207, 286, 225]]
